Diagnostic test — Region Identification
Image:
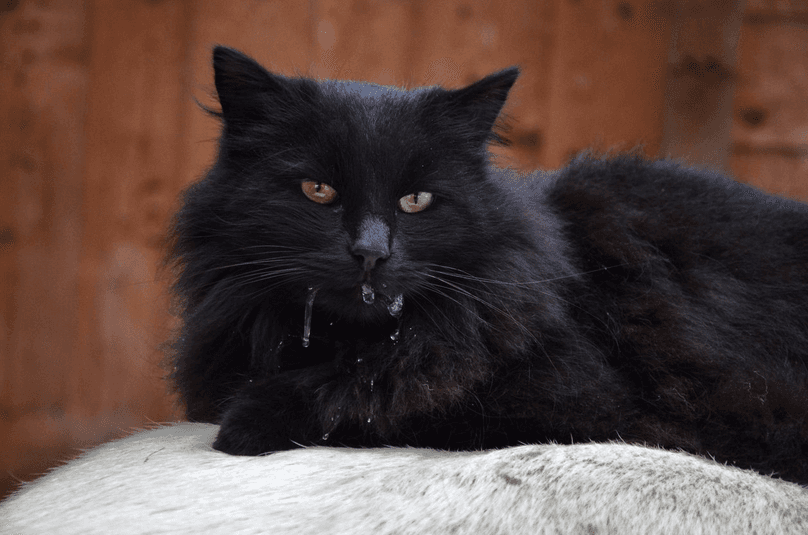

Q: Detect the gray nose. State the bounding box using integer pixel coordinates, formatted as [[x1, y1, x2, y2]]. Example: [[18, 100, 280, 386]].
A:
[[352, 246, 390, 271], [351, 216, 390, 271]]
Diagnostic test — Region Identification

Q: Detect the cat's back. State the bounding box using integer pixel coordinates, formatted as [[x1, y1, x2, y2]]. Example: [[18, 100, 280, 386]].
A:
[[544, 153, 808, 225], [534, 154, 808, 287]]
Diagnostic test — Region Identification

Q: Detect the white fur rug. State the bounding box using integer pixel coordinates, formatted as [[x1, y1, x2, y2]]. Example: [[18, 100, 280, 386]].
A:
[[1, 423, 806, 534]]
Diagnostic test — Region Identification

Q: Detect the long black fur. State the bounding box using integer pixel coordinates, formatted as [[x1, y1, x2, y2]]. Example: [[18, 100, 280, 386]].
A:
[[167, 46, 808, 484]]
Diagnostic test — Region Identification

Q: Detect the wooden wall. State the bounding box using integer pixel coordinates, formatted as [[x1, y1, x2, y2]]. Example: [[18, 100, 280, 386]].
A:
[[1, 0, 806, 500]]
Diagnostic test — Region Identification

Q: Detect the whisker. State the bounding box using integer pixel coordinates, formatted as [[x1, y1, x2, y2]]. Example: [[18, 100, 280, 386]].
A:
[[422, 263, 620, 333], [417, 279, 540, 352], [413, 285, 489, 329], [191, 268, 308, 298], [238, 245, 313, 252], [422, 262, 629, 287], [241, 275, 310, 302], [410, 289, 472, 343], [422, 272, 538, 341], [197, 257, 307, 272]]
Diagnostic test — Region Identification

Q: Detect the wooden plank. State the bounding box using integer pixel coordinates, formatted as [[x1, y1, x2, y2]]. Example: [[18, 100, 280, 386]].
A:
[[745, 0, 808, 23], [731, 22, 807, 150], [309, 0, 414, 84], [730, 17, 808, 200], [74, 0, 189, 423], [730, 150, 808, 201], [0, 0, 88, 412], [0, 0, 89, 501], [542, 0, 674, 167], [658, 0, 745, 172]]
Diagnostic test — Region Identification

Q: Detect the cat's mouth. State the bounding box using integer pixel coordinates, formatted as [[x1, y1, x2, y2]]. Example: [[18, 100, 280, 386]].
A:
[[359, 283, 404, 317], [301, 284, 404, 348]]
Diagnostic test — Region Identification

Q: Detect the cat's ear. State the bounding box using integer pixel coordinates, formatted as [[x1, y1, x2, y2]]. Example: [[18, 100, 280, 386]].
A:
[[433, 67, 520, 145], [211, 46, 292, 123]]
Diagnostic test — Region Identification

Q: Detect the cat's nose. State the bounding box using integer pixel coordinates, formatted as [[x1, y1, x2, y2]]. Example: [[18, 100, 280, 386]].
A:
[[352, 215, 391, 271], [352, 246, 390, 271]]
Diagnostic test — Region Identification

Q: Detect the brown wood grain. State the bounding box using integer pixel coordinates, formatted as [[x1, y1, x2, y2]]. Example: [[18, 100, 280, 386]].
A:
[[745, 0, 808, 22], [732, 21, 808, 150], [72, 0, 189, 427], [542, 0, 674, 167], [0, 0, 91, 501], [731, 149, 808, 201], [659, 0, 745, 172], [309, 0, 415, 83], [730, 12, 808, 200]]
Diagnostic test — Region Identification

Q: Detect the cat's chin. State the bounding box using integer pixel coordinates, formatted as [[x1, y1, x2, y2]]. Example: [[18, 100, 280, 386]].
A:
[[291, 288, 404, 359], [313, 285, 405, 326]]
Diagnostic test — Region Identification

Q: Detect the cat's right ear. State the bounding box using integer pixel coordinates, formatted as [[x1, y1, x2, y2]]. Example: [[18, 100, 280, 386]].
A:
[[426, 67, 520, 147], [211, 46, 288, 123]]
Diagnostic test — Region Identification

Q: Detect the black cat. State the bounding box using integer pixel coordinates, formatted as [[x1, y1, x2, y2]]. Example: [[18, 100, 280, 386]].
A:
[[167, 46, 808, 484]]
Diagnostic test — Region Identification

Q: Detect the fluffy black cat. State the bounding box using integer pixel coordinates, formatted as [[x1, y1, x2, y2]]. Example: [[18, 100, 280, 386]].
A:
[[167, 46, 808, 484]]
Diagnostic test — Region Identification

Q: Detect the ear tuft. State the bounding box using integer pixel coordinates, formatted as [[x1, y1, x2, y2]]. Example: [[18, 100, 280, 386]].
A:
[[211, 46, 277, 121], [429, 67, 520, 146], [457, 67, 520, 109]]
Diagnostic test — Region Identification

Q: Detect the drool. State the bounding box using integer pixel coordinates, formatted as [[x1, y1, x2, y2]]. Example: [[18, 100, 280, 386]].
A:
[[361, 283, 375, 304], [302, 286, 318, 347]]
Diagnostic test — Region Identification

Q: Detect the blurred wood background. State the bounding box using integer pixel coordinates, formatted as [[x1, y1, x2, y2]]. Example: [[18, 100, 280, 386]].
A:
[[1, 0, 807, 501]]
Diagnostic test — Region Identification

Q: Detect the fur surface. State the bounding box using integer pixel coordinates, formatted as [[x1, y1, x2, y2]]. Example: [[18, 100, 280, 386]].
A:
[[2, 424, 807, 535], [166, 47, 808, 484]]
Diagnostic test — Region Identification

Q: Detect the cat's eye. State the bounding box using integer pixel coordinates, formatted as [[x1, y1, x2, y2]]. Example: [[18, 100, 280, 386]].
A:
[[398, 192, 433, 213], [301, 181, 338, 204]]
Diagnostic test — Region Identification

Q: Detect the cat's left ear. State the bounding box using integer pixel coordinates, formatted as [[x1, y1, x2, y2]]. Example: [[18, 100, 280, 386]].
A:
[[432, 67, 520, 144], [211, 46, 305, 126]]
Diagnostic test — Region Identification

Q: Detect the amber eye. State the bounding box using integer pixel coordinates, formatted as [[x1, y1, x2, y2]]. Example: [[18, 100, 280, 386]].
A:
[[398, 192, 433, 213], [301, 181, 338, 204]]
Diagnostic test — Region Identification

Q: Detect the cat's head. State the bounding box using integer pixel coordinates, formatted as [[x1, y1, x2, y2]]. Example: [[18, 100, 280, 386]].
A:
[[171, 47, 528, 329]]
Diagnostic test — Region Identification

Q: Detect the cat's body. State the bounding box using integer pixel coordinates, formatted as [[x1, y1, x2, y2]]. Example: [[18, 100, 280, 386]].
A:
[[168, 46, 808, 484]]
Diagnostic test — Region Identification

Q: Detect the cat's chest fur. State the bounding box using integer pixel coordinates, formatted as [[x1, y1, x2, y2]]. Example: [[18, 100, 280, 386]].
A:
[[168, 46, 808, 485]]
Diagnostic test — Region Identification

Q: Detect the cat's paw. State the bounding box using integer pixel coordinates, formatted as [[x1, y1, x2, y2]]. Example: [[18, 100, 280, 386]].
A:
[[212, 419, 292, 456], [212, 383, 318, 456]]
